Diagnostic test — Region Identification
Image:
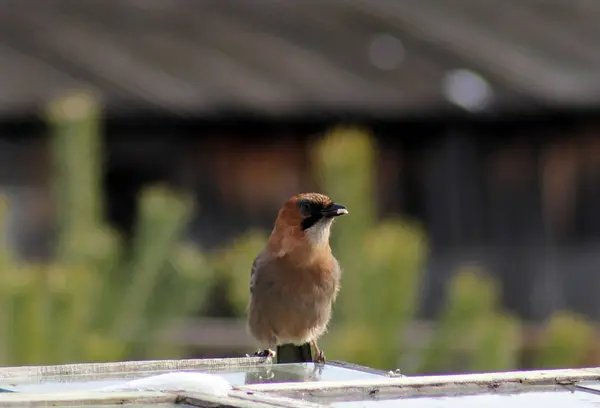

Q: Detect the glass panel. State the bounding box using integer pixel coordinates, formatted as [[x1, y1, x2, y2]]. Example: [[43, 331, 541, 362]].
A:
[[0, 362, 383, 393], [66, 405, 182, 408], [240, 363, 386, 385], [576, 380, 600, 392], [281, 389, 600, 408]]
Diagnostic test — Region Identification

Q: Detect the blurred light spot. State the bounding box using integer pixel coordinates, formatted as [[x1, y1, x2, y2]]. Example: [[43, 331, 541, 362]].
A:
[[442, 69, 494, 111], [368, 34, 405, 71]]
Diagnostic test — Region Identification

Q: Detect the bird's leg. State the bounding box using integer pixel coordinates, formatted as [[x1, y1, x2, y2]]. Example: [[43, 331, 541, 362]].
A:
[[253, 336, 277, 359], [312, 340, 326, 364], [253, 348, 276, 358]]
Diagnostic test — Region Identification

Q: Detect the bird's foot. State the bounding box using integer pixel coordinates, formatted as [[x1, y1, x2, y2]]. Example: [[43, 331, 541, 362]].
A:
[[253, 348, 277, 358], [313, 350, 326, 365], [388, 369, 404, 377]]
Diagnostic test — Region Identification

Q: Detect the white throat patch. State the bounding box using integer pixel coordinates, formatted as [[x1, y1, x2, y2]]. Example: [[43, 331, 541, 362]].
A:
[[305, 218, 334, 247]]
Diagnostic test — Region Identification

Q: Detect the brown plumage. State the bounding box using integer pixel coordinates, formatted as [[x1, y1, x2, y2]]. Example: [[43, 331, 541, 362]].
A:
[[246, 192, 348, 363]]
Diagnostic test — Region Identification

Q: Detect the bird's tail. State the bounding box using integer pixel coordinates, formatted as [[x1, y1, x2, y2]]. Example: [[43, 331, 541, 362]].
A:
[[276, 343, 312, 363]]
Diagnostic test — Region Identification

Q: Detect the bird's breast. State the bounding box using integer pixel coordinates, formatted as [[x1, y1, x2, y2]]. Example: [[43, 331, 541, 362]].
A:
[[248, 254, 340, 343]]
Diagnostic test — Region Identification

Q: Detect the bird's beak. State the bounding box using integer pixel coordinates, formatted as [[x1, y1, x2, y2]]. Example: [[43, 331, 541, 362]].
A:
[[321, 203, 348, 217]]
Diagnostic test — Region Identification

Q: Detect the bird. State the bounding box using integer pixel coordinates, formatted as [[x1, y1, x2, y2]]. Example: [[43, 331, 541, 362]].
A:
[[246, 192, 348, 364]]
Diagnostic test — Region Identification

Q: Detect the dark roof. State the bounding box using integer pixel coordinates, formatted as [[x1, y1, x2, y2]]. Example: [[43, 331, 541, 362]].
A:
[[1, 0, 599, 118]]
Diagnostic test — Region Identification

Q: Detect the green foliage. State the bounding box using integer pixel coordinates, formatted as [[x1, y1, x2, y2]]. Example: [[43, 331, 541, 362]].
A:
[[0, 92, 214, 365], [215, 230, 269, 314], [419, 268, 520, 373], [222, 125, 599, 373], [1, 93, 596, 372], [310, 127, 426, 368], [533, 311, 594, 369]]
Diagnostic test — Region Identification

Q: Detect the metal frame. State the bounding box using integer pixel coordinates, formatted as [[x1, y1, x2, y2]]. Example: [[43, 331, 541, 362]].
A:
[[0, 358, 599, 407], [0, 391, 175, 407], [238, 367, 600, 394], [325, 360, 391, 377], [237, 366, 600, 406], [0, 356, 268, 379]]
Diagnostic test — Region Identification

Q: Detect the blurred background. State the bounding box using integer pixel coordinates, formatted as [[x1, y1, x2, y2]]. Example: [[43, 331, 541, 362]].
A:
[[1, 0, 600, 374]]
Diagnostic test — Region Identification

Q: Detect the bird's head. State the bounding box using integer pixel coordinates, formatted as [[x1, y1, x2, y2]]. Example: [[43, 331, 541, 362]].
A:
[[270, 192, 348, 254]]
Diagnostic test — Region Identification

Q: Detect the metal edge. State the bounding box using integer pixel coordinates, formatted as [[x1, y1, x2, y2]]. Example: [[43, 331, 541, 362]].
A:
[[8, 364, 273, 384], [574, 383, 600, 396], [182, 390, 326, 408], [236, 367, 600, 393], [0, 357, 270, 380], [265, 383, 576, 404], [228, 390, 325, 408], [0, 391, 175, 407], [324, 360, 390, 377], [181, 393, 280, 408]]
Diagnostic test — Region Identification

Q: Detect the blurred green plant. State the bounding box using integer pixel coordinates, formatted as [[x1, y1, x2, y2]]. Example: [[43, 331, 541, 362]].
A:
[[217, 230, 269, 315], [224, 125, 600, 373], [1, 93, 596, 373], [419, 268, 520, 373], [311, 127, 426, 369], [0, 92, 213, 365], [532, 311, 595, 369]]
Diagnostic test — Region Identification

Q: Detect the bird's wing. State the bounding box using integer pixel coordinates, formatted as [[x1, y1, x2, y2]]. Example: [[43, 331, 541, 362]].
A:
[[331, 255, 342, 303], [249, 254, 261, 295], [249, 251, 278, 296]]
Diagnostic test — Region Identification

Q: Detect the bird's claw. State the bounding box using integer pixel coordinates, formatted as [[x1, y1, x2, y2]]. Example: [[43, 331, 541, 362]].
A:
[[313, 350, 326, 365], [253, 349, 276, 358], [388, 369, 404, 377]]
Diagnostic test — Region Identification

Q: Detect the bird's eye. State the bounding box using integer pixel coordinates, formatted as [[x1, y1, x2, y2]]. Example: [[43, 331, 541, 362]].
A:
[[299, 200, 312, 214]]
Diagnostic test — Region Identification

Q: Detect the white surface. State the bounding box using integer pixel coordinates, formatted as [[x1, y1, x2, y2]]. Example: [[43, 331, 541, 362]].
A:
[[102, 372, 232, 396]]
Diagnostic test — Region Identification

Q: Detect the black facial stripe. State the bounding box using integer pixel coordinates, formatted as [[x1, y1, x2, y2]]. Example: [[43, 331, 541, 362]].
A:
[[301, 213, 323, 230]]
